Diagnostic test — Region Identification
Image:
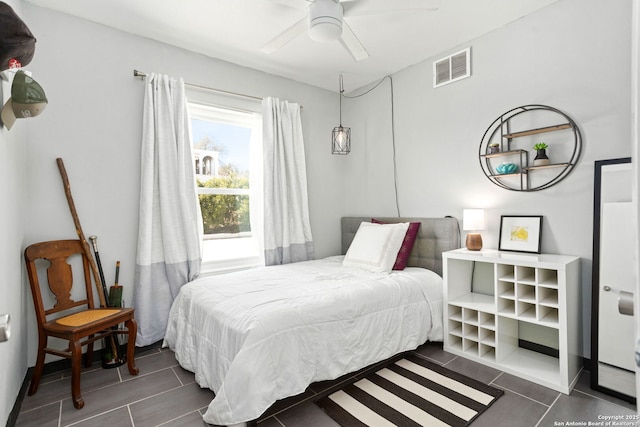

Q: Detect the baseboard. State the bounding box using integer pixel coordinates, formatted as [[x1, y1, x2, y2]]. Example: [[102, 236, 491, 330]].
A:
[[5, 368, 31, 427], [7, 340, 163, 427]]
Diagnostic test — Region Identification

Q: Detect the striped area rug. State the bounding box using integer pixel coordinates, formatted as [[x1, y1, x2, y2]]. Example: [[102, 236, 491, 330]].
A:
[[316, 354, 503, 427]]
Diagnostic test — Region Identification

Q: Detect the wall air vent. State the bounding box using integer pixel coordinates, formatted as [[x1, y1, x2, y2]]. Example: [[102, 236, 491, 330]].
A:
[[433, 47, 471, 88]]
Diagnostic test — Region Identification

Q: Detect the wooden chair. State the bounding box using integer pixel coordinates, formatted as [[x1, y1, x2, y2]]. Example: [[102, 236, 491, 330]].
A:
[[24, 239, 139, 409]]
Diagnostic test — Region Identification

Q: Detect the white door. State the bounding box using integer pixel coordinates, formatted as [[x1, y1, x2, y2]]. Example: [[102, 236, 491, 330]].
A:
[[599, 202, 636, 396]]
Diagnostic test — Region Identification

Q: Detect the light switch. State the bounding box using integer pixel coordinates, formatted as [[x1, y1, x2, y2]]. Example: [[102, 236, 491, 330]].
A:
[[0, 314, 10, 342]]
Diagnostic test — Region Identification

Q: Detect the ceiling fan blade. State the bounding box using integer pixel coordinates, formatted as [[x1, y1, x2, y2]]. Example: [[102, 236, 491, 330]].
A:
[[260, 17, 308, 54], [339, 21, 368, 61], [342, 0, 441, 17], [267, 0, 307, 9]]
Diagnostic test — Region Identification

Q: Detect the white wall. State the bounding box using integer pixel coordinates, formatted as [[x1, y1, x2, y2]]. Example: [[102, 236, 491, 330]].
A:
[[343, 0, 633, 357], [18, 4, 343, 364], [0, 1, 29, 423]]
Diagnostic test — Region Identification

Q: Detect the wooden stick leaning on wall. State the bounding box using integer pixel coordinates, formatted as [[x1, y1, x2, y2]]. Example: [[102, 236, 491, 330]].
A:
[[56, 158, 107, 308], [56, 158, 121, 363]]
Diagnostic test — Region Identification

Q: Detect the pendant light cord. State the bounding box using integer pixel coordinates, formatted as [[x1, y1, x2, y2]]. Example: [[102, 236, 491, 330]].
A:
[[342, 75, 400, 217], [339, 74, 344, 127]]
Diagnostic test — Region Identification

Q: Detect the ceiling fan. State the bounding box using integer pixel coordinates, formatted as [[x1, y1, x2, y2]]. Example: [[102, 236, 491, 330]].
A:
[[261, 0, 441, 61]]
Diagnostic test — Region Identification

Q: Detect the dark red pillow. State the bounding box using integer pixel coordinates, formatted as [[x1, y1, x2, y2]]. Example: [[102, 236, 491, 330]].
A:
[[371, 219, 421, 270]]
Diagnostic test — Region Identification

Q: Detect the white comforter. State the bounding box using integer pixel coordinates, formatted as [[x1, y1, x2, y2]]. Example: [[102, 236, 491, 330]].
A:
[[163, 256, 443, 425]]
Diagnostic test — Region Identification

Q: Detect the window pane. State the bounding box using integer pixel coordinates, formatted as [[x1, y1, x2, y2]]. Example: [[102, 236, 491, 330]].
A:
[[198, 193, 250, 234], [192, 118, 251, 189], [192, 116, 253, 237]]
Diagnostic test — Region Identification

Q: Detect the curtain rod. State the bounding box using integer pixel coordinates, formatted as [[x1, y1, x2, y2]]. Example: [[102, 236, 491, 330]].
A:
[[133, 69, 263, 102]]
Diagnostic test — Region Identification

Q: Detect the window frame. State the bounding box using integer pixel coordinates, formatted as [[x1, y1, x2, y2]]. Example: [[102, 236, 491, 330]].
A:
[[186, 89, 264, 274]]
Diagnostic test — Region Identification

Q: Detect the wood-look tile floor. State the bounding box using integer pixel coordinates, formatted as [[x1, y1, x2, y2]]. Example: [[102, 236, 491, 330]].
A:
[[15, 342, 637, 427]]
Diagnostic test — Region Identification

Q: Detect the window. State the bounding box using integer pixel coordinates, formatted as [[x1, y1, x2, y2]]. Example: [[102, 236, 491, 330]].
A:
[[187, 95, 263, 273]]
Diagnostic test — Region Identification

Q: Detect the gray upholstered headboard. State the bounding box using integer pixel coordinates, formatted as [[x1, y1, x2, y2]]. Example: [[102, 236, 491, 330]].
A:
[[341, 217, 460, 276]]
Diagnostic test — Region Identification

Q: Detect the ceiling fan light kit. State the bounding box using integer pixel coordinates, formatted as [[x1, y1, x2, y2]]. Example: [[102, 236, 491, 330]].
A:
[[308, 0, 343, 42]]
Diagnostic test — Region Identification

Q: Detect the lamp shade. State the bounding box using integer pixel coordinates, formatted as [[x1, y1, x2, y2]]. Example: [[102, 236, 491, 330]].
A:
[[463, 209, 485, 231]]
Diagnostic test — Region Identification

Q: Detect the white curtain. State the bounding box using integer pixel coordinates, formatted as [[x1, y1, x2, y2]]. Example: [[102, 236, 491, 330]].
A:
[[262, 97, 314, 265], [133, 73, 202, 346]]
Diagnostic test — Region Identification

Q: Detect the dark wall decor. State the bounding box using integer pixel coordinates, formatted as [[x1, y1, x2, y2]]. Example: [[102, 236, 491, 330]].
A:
[[498, 215, 543, 254], [479, 105, 582, 191]]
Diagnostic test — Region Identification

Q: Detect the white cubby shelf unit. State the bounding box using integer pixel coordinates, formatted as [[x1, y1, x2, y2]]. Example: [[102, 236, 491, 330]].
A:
[[443, 248, 581, 394]]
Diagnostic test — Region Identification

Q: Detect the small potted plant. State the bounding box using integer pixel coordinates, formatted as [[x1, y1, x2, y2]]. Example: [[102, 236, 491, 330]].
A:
[[533, 142, 550, 166], [488, 143, 500, 154]]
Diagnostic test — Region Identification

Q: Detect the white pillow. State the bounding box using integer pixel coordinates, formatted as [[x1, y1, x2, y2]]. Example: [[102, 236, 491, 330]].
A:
[[343, 221, 410, 273]]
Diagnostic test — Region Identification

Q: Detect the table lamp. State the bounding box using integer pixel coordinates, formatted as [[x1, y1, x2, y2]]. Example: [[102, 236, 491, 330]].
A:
[[463, 209, 485, 251]]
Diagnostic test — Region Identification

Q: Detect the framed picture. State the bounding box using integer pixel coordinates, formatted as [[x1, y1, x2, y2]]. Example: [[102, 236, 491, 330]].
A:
[[498, 215, 543, 254]]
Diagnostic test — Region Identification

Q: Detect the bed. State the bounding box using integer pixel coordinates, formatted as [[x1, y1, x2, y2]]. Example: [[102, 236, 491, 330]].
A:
[[163, 216, 460, 426]]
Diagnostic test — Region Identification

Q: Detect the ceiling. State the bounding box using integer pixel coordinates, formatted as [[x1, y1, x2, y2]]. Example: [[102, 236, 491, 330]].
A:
[[24, 0, 560, 92]]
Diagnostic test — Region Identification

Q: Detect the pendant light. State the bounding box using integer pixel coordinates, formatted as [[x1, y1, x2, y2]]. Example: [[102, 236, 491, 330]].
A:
[[332, 74, 351, 155]]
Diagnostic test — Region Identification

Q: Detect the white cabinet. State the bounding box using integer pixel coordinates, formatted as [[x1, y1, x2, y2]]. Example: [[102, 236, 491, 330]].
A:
[[443, 248, 581, 394]]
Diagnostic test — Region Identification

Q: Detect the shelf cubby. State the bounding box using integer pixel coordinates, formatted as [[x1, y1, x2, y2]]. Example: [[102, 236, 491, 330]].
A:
[[448, 335, 462, 351], [449, 306, 463, 321], [517, 283, 536, 303], [498, 298, 515, 316], [497, 281, 515, 299], [463, 308, 479, 325], [516, 301, 536, 320], [479, 344, 496, 361], [463, 323, 479, 340], [538, 287, 559, 308], [538, 306, 559, 328], [516, 266, 536, 284], [479, 312, 496, 330], [480, 328, 496, 346], [537, 268, 559, 287], [497, 264, 515, 282], [463, 339, 478, 354], [449, 319, 463, 337]]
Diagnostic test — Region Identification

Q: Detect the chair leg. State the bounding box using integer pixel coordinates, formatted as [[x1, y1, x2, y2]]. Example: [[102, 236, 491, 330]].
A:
[[125, 318, 139, 376], [28, 334, 47, 396], [70, 340, 84, 409], [85, 335, 94, 368]]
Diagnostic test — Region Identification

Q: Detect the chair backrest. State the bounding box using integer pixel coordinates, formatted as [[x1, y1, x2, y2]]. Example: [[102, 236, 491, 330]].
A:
[[24, 240, 95, 324]]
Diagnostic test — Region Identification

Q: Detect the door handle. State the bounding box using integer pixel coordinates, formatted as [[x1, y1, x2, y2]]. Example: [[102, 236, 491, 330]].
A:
[[618, 291, 634, 316], [602, 286, 634, 316]]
